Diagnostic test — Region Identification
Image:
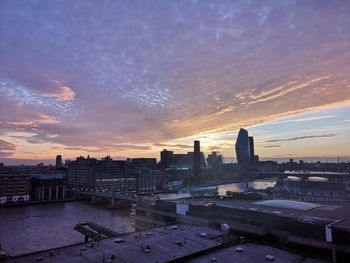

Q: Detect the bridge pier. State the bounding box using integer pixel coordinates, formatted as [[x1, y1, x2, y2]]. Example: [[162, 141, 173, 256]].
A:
[[111, 197, 115, 207], [91, 193, 96, 203]]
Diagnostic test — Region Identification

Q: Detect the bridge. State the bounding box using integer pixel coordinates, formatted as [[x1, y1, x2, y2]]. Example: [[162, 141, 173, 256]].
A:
[[74, 222, 119, 242], [73, 189, 155, 208], [250, 171, 350, 182]]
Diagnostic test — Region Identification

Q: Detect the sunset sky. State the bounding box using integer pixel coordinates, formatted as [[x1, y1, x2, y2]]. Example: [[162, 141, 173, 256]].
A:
[[1, 0, 350, 164]]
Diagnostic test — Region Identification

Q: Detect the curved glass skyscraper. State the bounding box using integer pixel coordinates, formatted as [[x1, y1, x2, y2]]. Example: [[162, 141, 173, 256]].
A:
[[235, 128, 251, 166]]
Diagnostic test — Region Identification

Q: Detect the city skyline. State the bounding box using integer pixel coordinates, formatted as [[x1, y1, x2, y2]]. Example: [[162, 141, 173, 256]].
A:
[[1, 1, 350, 164]]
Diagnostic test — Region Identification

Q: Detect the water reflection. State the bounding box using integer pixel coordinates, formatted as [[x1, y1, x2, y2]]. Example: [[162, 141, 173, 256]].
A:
[[0, 201, 133, 256]]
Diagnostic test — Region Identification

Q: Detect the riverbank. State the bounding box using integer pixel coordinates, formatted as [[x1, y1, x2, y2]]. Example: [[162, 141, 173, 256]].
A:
[[0, 198, 79, 209]]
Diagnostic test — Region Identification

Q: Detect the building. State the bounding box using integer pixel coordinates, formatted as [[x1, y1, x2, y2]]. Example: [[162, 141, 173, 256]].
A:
[[4, 223, 327, 263], [136, 198, 350, 261], [249, 136, 254, 164], [273, 176, 350, 202], [193, 140, 201, 180], [31, 172, 67, 201], [55, 155, 63, 168], [67, 156, 98, 190], [207, 151, 223, 174], [0, 173, 31, 204], [95, 157, 128, 192], [130, 158, 157, 170], [160, 149, 173, 169], [235, 128, 251, 166], [171, 154, 188, 166], [187, 152, 207, 167], [136, 170, 157, 193], [67, 156, 136, 193]]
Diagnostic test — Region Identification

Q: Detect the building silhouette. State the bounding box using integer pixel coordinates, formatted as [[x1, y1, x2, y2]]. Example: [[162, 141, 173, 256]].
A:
[[160, 149, 173, 169], [249, 136, 255, 164], [55, 155, 63, 168], [235, 128, 251, 166], [193, 140, 201, 179]]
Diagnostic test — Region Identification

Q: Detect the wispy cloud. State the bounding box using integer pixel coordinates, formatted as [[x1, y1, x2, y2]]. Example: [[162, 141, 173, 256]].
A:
[[0, 1, 350, 162], [269, 115, 336, 125], [262, 144, 282, 148], [0, 139, 17, 157], [266, 134, 337, 143]]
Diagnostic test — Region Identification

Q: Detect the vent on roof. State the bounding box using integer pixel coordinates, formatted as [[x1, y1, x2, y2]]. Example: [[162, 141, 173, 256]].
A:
[[114, 238, 125, 243], [265, 255, 275, 261], [174, 240, 184, 246], [235, 247, 244, 252]]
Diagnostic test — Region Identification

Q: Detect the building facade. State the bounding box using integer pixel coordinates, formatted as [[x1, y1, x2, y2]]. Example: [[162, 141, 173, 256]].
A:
[[0, 173, 31, 204]]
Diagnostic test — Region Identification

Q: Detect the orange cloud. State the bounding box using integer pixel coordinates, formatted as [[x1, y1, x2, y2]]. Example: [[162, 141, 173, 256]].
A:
[[43, 86, 76, 102]]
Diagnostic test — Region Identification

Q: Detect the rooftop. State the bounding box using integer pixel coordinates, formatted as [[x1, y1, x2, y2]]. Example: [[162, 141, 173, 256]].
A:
[[171, 198, 350, 229], [188, 243, 325, 263], [6, 225, 326, 263], [254, 200, 322, 210]]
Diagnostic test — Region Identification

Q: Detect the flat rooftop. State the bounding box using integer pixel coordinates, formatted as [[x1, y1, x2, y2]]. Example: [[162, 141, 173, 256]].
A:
[[170, 198, 350, 229], [6, 224, 326, 263], [7, 225, 223, 263], [188, 243, 325, 263]]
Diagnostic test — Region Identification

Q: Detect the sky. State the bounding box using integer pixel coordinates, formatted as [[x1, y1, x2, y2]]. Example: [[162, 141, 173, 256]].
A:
[[0, 0, 350, 165]]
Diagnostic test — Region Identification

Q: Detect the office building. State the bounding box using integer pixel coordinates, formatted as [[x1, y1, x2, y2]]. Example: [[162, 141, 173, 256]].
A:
[[0, 173, 31, 204], [31, 172, 67, 201], [67, 156, 135, 193], [235, 128, 251, 166], [160, 149, 173, 169], [130, 158, 157, 170], [249, 136, 254, 164], [55, 155, 63, 168], [135, 170, 157, 193], [193, 140, 201, 179], [67, 156, 98, 189], [207, 151, 223, 173]]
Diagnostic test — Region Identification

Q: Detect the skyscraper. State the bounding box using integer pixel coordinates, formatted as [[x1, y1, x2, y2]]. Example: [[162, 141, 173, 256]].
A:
[[193, 140, 201, 179], [55, 155, 63, 168], [249, 136, 255, 164], [160, 149, 173, 169], [235, 128, 251, 166]]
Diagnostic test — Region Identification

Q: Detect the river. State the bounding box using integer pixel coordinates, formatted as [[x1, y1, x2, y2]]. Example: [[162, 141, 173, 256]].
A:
[[0, 180, 275, 256], [0, 201, 133, 256]]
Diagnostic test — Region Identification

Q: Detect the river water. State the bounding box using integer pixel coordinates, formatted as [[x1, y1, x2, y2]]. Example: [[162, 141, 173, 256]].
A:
[[0, 201, 133, 256], [0, 180, 275, 256]]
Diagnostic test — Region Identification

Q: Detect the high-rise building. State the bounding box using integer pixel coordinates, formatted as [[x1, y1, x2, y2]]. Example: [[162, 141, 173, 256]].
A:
[[207, 152, 223, 173], [67, 156, 134, 192], [193, 140, 201, 179], [67, 156, 97, 189], [235, 128, 251, 166], [160, 149, 173, 169], [187, 152, 207, 167], [55, 155, 63, 168], [249, 136, 255, 164]]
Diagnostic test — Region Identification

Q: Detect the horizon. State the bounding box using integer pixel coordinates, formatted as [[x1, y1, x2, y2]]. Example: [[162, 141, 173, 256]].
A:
[[2, 155, 350, 166], [1, 1, 350, 164]]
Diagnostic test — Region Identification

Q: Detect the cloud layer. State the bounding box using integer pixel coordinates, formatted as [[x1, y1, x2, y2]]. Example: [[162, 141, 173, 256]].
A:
[[0, 0, 350, 162]]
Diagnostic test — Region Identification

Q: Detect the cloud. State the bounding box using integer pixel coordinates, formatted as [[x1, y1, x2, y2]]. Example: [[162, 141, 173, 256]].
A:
[[0, 1, 350, 160], [154, 143, 193, 149], [0, 139, 17, 157], [268, 115, 336, 125], [43, 86, 76, 102], [266, 134, 337, 143], [262, 144, 282, 148]]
